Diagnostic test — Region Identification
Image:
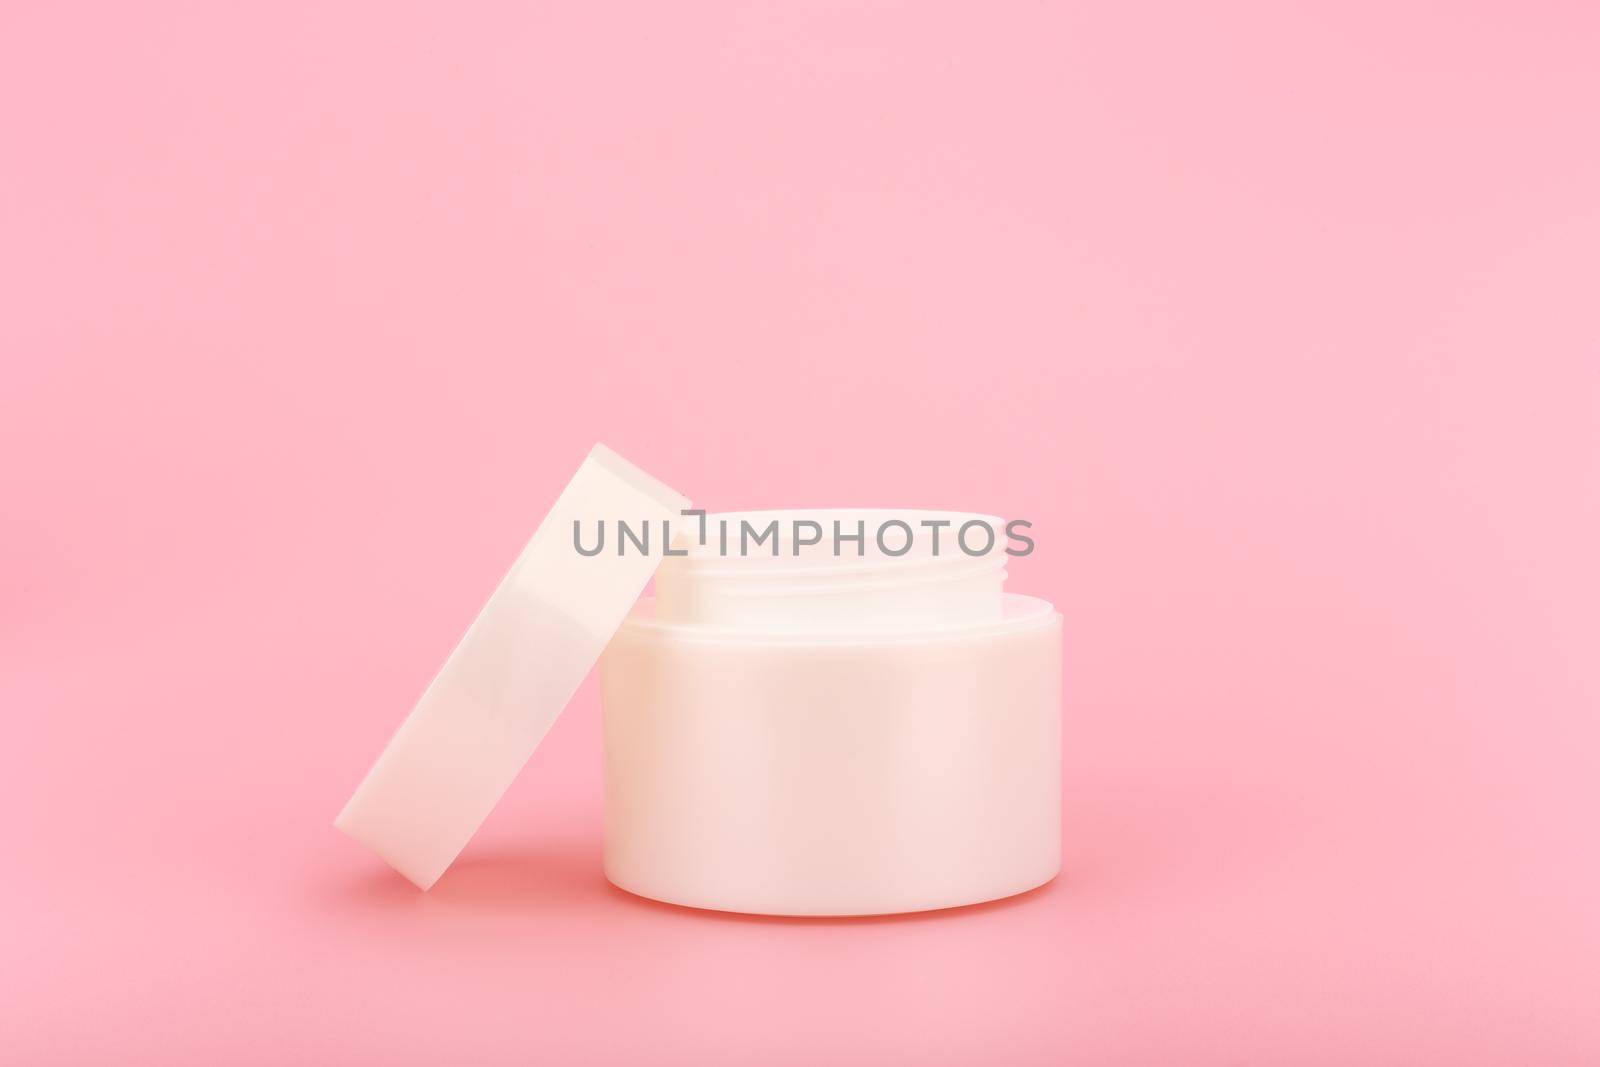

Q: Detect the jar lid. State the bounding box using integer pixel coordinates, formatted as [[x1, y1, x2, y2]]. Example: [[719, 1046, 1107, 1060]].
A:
[[334, 443, 689, 888]]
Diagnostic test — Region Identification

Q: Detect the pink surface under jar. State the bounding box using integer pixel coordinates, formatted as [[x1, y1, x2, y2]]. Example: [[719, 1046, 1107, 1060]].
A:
[[601, 510, 1062, 917]]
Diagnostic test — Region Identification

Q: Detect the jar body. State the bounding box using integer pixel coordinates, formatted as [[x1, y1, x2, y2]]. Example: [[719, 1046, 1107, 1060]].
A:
[[599, 596, 1061, 916]]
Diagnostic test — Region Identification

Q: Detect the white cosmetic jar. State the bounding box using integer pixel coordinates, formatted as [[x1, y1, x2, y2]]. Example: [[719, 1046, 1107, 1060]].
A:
[[600, 510, 1062, 916]]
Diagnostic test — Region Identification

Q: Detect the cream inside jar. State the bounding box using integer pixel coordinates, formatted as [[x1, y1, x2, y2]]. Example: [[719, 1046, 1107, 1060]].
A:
[[601, 509, 1062, 916]]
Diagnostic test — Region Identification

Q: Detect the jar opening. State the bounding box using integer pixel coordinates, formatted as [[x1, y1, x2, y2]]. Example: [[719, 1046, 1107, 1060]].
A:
[[654, 510, 1010, 628]]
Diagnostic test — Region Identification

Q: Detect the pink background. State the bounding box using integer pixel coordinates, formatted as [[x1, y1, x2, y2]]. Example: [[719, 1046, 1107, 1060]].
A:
[[4, 3, 1598, 1063]]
